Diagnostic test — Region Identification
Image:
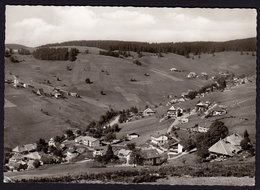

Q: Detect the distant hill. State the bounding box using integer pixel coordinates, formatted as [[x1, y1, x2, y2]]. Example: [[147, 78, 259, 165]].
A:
[[40, 37, 256, 56], [5, 43, 29, 49]]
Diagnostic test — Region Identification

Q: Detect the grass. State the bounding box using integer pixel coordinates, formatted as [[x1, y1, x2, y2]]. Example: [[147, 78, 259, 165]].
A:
[[9, 161, 255, 184], [4, 50, 256, 150]]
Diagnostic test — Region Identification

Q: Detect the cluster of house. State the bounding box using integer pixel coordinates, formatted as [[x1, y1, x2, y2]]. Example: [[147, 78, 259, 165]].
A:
[[5, 76, 33, 89], [5, 128, 188, 172], [34, 87, 80, 99], [166, 100, 227, 119], [5, 75, 81, 100], [232, 76, 249, 86], [6, 143, 60, 172]]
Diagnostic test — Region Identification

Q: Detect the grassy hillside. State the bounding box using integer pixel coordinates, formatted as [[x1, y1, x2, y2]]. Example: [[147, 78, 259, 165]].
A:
[[4, 48, 256, 148]]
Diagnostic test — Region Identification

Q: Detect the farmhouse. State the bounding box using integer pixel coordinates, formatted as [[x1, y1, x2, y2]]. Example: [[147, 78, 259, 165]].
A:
[[208, 133, 243, 156], [208, 105, 227, 117], [13, 77, 19, 87], [188, 125, 209, 133], [81, 136, 100, 147], [201, 72, 208, 77], [93, 146, 107, 157], [117, 149, 132, 164], [151, 135, 169, 146], [143, 108, 156, 117], [54, 92, 62, 98], [127, 133, 140, 140], [24, 152, 42, 160], [198, 126, 209, 133], [27, 160, 35, 170], [187, 72, 197, 78], [170, 68, 177, 72], [167, 106, 183, 117], [178, 97, 186, 102], [8, 153, 24, 165], [48, 138, 57, 147], [66, 149, 79, 161], [168, 144, 184, 158], [36, 88, 44, 96], [180, 118, 189, 123], [219, 71, 230, 78], [196, 101, 211, 112], [69, 92, 79, 97], [75, 136, 84, 143], [141, 149, 161, 165]]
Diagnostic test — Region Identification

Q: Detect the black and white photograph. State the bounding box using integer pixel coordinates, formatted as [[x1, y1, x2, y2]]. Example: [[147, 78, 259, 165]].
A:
[[3, 5, 257, 186]]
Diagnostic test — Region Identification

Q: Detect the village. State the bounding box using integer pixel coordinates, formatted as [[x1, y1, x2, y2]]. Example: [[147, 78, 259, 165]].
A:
[[4, 66, 254, 173]]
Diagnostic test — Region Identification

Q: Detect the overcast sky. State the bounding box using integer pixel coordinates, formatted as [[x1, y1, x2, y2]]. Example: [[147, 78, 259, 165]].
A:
[[5, 6, 256, 47]]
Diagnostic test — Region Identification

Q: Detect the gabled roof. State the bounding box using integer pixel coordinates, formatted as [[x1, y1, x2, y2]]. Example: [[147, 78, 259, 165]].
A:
[[127, 133, 139, 136], [196, 102, 209, 107], [9, 153, 24, 161], [208, 135, 242, 156], [151, 133, 168, 139], [211, 105, 226, 112], [143, 108, 155, 113], [225, 133, 243, 146], [12, 143, 37, 153], [82, 136, 99, 142], [75, 136, 84, 142], [168, 106, 176, 111], [118, 149, 131, 156], [141, 149, 160, 159], [24, 152, 42, 160]]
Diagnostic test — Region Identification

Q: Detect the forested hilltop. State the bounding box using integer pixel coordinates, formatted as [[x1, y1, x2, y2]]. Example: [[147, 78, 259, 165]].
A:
[[40, 37, 256, 56]]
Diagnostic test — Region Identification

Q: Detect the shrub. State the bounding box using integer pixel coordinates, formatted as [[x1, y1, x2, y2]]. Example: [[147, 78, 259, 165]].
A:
[[186, 91, 198, 100], [33, 159, 41, 168], [10, 56, 20, 63], [85, 78, 92, 84], [133, 60, 142, 66]]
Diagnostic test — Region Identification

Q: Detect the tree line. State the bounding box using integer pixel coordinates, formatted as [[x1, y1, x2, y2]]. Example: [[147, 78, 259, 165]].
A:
[[40, 37, 256, 56], [32, 47, 79, 61]]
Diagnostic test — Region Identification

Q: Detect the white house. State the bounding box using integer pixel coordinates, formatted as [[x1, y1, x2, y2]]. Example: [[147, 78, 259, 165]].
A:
[[48, 137, 56, 147], [180, 118, 189, 124], [127, 133, 140, 140], [187, 72, 197, 78], [70, 92, 79, 97], [82, 136, 100, 147], [178, 144, 184, 153], [178, 97, 186, 102], [13, 77, 19, 87], [93, 146, 107, 157], [196, 101, 211, 112], [24, 152, 42, 160], [167, 106, 183, 117], [117, 149, 132, 165], [170, 68, 177, 72], [151, 135, 168, 146], [143, 108, 155, 117], [198, 126, 209, 133], [66, 149, 79, 161], [75, 136, 84, 143]]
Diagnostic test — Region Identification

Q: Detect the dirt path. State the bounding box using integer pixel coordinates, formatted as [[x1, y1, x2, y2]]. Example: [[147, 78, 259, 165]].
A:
[[80, 95, 109, 109], [150, 69, 183, 82]]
